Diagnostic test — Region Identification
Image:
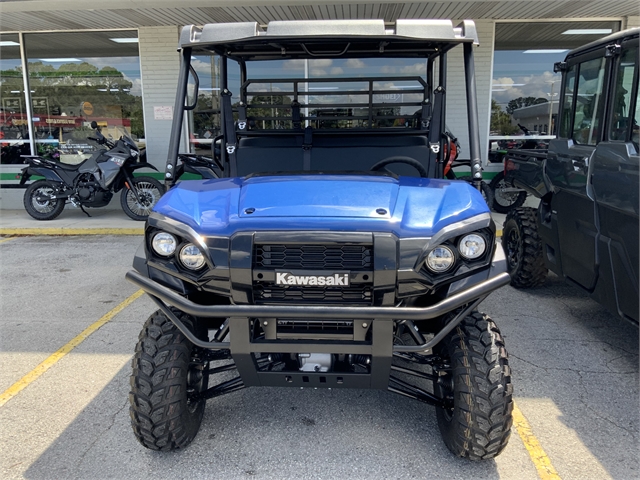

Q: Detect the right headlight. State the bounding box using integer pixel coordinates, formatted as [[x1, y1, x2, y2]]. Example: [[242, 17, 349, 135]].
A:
[[458, 233, 486, 260], [151, 232, 177, 256], [425, 245, 455, 272]]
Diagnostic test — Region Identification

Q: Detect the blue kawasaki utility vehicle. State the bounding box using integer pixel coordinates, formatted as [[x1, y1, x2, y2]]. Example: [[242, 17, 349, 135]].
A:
[[126, 19, 513, 458]]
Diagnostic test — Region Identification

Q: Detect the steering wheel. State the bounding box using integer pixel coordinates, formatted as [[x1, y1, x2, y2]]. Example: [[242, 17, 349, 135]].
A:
[[370, 156, 429, 178]]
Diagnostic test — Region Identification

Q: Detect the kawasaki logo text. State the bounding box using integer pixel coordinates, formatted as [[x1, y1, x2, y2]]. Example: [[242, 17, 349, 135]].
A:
[[275, 272, 350, 286]]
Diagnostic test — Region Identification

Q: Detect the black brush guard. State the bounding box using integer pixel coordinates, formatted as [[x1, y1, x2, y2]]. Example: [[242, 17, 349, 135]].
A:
[[126, 270, 509, 407]]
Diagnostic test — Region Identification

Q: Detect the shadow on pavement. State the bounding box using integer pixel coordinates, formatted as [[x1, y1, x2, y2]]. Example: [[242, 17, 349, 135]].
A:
[[23, 362, 503, 479], [485, 274, 639, 479]]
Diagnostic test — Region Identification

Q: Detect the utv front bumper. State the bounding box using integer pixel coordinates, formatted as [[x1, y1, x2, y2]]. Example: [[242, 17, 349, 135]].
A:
[[125, 257, 509, 391]]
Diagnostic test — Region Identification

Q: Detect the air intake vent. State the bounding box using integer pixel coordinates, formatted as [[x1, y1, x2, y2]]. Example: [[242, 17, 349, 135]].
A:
[[253, 284, 372, 305], [254, 244, 373, 270]]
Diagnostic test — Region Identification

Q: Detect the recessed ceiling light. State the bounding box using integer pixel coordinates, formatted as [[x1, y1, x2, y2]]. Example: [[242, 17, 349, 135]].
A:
[[110, 38, 138, 43], [562, 29, 612, 35], [523, 50, 569, 54], [0, 41, 20, 47], [40, 58, 82, 62]]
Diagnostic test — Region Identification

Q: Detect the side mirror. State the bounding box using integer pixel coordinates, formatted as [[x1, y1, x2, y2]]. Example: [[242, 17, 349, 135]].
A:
[[212, 134, 223, 170], [185, 65, 199, 111], [91, 121, 98, 129]]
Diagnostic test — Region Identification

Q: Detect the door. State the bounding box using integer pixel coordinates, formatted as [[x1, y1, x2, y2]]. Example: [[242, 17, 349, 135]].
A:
[[548, 53, 610, 290], [590, 38, 639, 321]]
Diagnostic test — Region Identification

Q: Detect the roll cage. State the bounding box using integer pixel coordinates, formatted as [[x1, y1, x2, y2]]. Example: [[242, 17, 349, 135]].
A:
[[164, 19, 483, 187]]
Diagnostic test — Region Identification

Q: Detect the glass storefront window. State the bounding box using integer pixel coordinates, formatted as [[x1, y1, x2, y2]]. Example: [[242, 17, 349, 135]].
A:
[[22, 31, 143, 164], [490, 22, 619, 152], [0, 33, 31, 164]]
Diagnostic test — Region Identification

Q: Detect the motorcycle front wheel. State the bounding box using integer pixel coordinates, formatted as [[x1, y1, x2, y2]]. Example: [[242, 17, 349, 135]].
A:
[[121, 176, 164, 221], [24, 180, 66, 220]]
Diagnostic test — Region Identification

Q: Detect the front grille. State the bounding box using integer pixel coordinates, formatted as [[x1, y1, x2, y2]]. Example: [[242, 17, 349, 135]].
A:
[[253, 284, 373, 305], [254, 244, 373, 270]]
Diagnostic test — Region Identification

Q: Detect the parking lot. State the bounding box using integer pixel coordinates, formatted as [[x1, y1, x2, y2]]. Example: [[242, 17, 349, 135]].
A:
[[0, 230, 638, 480]]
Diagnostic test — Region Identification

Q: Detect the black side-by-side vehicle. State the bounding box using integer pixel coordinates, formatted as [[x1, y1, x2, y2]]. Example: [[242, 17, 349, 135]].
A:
[[502, 28, 639, 325]]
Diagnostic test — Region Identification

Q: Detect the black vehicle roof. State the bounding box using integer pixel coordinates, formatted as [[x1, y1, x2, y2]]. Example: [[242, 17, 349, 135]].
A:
[[565, 27, 639, 60], [178, 19, 479, 60]]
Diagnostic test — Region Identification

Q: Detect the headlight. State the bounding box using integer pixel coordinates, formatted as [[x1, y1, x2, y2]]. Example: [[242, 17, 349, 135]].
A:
[[151, 232, 177, 256], [425, 246, 455, 272], [458, 234, 486, 260], [179, 243, 206, 270]]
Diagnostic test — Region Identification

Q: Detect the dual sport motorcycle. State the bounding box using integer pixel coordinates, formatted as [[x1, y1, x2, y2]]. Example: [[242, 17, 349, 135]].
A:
[[20, 121, 164, 221]]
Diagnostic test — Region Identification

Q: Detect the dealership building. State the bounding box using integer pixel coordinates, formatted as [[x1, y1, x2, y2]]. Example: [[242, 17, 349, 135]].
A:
[[0, 1, 638, 209]]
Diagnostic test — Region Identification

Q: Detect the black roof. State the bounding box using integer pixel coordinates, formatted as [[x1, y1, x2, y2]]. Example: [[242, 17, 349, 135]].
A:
[[565, 27, 639, 59]]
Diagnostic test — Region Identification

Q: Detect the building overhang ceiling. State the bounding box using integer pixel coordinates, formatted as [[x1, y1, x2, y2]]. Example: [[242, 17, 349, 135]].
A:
[[0, 0, 638, 33]]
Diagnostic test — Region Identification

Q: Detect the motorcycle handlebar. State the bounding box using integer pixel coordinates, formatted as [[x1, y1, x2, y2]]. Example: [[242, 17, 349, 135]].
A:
[[87, 133, 115, 148]]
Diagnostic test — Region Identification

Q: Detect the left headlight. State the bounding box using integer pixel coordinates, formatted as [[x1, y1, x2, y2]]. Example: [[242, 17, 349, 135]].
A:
[[151, 232, 177, 256], [179, 243, 206, 270], [458, 233, 487, 260]]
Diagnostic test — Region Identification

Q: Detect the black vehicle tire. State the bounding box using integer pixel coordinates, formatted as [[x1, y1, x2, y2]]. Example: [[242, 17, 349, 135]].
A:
[[458, 176, 493, 209], [502, 207, 547, 288], [434, 312, 513, 460], [23, 180, 65, 220], [489, 171, 527, 214], [129, 310, 208, 451], [120, 176, 164, 221]]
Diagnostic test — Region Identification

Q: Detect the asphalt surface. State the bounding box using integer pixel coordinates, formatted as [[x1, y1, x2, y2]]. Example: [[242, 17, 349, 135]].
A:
[[0, 234, 638, 480]]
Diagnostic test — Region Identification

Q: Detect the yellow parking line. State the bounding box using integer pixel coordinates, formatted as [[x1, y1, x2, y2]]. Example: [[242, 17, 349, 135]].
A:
[[0, 228, 143, 236], [513, 401, 562, 480], [496, 229, 503, 237], [0, 289, 144, 408], [0, 236, 15, 244]]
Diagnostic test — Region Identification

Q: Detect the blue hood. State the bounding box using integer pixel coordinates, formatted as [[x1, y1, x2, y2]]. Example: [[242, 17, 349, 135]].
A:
[[154, 175, 489, 238]]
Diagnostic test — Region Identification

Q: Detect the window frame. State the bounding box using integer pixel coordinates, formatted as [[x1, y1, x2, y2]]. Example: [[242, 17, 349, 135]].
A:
[[559, 48, 616, 145], [606, 39, 639, 144], [570, 54, 609, 146]]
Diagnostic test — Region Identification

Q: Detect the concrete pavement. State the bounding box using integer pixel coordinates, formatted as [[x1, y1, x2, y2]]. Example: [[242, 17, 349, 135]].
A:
[[0, 209, 145, 235], [1, 234, 637, 479]]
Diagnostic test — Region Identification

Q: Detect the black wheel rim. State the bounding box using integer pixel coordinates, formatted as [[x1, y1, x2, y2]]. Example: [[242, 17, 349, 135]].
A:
[[435, 372, 455, 419], [506, 227, 522, 270], [186, 351, 207, 412]]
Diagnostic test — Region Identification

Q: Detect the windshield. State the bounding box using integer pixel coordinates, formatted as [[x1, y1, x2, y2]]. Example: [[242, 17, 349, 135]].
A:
[[105, 124, 139, 150], [186, 56, 430, 154]]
